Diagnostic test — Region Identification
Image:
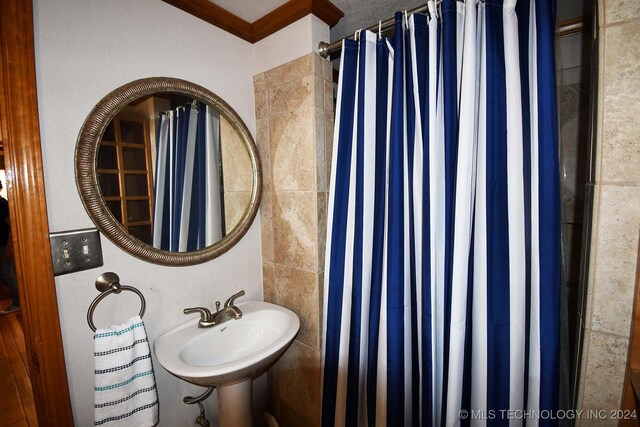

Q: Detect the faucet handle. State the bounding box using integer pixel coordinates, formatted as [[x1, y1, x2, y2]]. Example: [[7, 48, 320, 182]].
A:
[[184, 307, 212, 321], [224, 290, 245, 308]]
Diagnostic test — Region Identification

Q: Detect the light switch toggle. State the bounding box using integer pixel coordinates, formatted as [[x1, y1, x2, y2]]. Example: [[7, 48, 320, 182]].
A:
[[62, 248, 70, 259]]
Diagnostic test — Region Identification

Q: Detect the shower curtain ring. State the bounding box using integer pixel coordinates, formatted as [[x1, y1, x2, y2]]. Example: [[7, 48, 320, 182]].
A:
[[354, 29, 361, 41], [378, 20, 382, 40], [404, 10, 409, 27]]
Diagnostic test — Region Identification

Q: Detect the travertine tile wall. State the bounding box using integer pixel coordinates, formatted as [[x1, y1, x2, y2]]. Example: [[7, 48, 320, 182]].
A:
[[254, 53, 334, 426], [577, 0, 640, 422]]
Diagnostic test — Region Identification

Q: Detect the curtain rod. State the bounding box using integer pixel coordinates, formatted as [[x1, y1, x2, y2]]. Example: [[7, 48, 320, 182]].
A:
[[319, 3, 587, 59], [318, 3, 431, 59]]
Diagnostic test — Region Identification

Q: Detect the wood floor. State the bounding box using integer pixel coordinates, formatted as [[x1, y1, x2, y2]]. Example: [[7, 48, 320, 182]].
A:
[[0, 297, 38, 427]]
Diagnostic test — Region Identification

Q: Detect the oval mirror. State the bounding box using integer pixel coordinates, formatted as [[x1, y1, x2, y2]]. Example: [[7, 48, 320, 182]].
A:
[[75, 77, 262, 265]]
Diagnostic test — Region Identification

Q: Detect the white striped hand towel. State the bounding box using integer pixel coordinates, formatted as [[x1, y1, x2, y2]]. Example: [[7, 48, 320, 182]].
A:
[[94, 315, 159, 427]]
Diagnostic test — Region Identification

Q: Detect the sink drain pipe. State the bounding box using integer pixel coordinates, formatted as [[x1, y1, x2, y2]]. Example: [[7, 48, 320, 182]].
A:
[[184, 386, 215, 427]]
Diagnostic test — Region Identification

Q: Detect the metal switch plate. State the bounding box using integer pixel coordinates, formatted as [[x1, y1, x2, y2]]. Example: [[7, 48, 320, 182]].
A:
[[50, 228, 103, 276]]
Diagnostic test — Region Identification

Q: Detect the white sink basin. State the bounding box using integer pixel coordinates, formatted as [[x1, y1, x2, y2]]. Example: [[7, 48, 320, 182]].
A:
[[153, 300, 300, 386]]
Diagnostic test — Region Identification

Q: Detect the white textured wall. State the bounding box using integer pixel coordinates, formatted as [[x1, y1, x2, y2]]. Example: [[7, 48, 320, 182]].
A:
[[33, 0, 264, 425], [253, 14, 329, 75]]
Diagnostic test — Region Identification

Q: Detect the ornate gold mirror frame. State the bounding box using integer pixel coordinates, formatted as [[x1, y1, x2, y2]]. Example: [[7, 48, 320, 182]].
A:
[[75, 77, 262, 265]]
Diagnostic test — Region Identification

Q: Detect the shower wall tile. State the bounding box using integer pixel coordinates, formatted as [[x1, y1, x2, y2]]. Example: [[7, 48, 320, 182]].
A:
[[279, 399, 319, 427], [324, 80, 334, 112], [255, 89, 269, 120], [260, 191, 274, 262], [315, 109, 327, 192], [277, 340, 321, 424], [576, 327, 590, 417], [254, 72, 268, 94], [256, 52, 334, 425], [273, 191, 319, 272], [601, 21, 640, 184], [604, 0, 640, 25], [590, 185, 640, 337], [323, 58, 333, 82], [263, 262, 276, 303], [274, 264, 320, 349], [578, 2, 640, 415], [580, 330, 629, 414], [256, 117, 272, 193], [314, 75, 325, 109], [270, 107, 316, 191], [260, 187, 273, 221], [318, 271, 325, 334], [269, 75, 315, 114], [253, 54, 314, 93], [317, 192, 328, 269], [314, 54, 325, 78], [326, 112, 334, 186]]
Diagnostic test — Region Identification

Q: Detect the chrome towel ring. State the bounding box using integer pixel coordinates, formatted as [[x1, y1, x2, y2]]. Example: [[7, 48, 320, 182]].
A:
[[87, 272, 146, 332]]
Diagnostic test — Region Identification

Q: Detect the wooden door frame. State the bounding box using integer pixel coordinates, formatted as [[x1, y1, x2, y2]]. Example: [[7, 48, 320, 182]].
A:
[[620, 234, 640, 423], [0, 1, 74, 425]]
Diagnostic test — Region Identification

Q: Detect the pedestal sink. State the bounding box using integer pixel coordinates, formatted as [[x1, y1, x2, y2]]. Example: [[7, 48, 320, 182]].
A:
[[153, 300, 300, 427]]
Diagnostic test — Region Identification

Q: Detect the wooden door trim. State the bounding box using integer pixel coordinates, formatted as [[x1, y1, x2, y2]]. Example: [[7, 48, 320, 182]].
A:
[[621, 234, 640, 424], [0, 1, 74, 425]]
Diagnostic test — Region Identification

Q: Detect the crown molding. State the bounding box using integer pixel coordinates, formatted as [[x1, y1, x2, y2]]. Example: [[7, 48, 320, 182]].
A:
[[162, 0, 253, 41], [162, 0, 343, 43]]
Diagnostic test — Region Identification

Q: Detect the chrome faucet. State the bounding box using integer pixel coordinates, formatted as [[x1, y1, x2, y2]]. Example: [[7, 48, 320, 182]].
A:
[[183, 290, 245, 328], [183, 306, 216, 328]]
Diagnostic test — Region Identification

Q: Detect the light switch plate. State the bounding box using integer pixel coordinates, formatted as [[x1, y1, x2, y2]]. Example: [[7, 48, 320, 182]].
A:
[[50, 228, 103, 276]]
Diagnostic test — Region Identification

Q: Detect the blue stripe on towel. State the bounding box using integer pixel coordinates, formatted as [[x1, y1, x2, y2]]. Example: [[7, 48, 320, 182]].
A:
[[94, 322, 144, 339], [94, 385, 158, 409], [95, 371, 154, 391], [94, 338, 148, 357], [95, 354, 151, 375], [94, 400, 159, 426]]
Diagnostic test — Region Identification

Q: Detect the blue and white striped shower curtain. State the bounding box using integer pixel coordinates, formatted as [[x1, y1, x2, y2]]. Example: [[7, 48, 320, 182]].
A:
[[152, 102, 223, 252], [321, 0, 560, 425]]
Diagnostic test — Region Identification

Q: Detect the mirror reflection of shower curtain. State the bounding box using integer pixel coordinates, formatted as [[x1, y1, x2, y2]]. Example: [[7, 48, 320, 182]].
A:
[[152, 102, 224, 252]]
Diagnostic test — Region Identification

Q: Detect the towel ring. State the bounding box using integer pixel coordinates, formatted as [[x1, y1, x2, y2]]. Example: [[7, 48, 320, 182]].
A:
[[87, 272, 146, 332]]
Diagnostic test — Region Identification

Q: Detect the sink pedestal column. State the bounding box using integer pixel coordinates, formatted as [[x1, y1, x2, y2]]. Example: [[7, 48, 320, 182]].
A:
[[217, 380, 253, 427]]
